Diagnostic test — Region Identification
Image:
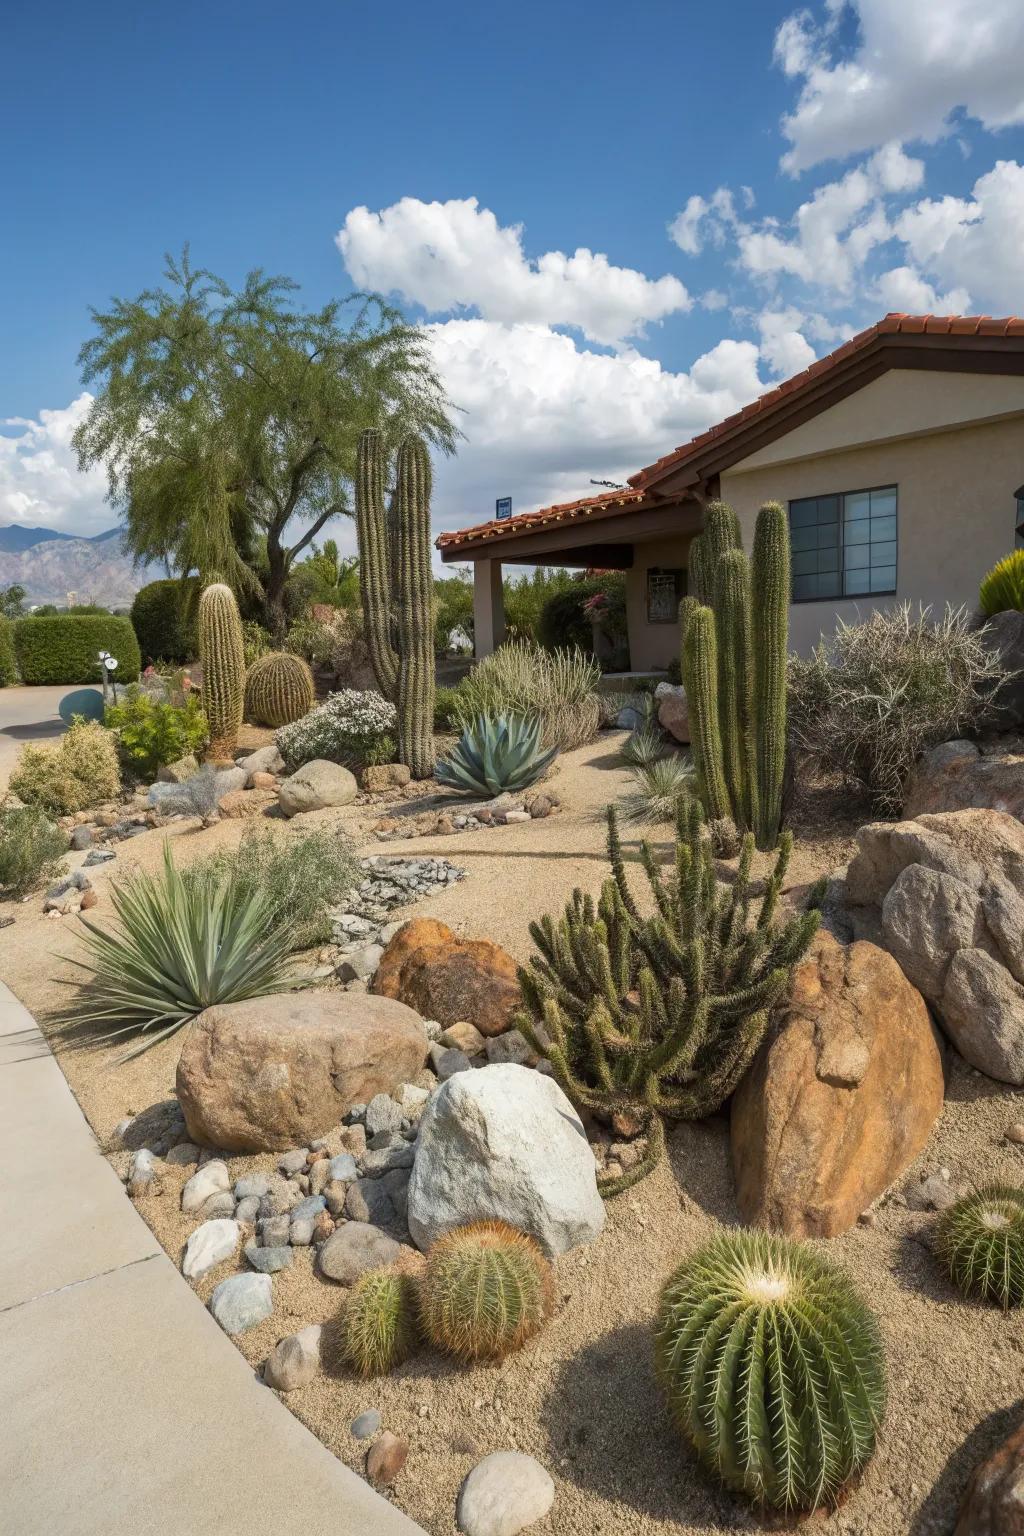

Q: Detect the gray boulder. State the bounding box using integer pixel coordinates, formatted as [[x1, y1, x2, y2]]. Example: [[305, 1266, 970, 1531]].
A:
[[264, 1324, 322, 1392], [316, 1221, 401, 1283], [238, 744, 286, 776], [407, 1063, 605, 1256], [209, 1272, 273, 1334], [278, 759, 357, 817]]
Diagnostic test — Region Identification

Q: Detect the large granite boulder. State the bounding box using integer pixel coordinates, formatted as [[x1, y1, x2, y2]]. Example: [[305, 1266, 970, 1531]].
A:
[[955, 1418, 1024, 1535], [371, 918, 520, 1037], [407, 1063, 605, 1256], [846, 810, 1024, 1083], [278, 759, 357, 817], [176, 993, 428, 1151], [732, 932, 944, 1237], [982, 609, 1024, 731], [654, 682, 690, 743], [904, 739, 1024, 821]]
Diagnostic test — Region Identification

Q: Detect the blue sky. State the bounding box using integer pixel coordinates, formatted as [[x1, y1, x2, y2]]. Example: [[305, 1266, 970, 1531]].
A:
[[2, 0, 1023, 548]]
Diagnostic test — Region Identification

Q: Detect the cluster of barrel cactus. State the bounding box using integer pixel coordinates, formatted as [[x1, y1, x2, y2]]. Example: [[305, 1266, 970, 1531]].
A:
[[682, 500, 790, 850], [435, 713, 558, 796], [356, 429, 435, 778], [935, 1184, 1024, 1310], [655, 1229, 886, 1511], [244, 651, 315, 727], [197, 583, 246, 760], [337, 1269, 421, 1377], [516, 797, 819, 1194]]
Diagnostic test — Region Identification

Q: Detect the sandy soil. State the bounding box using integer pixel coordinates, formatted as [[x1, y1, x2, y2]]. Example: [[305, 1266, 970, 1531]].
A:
[[3, 735, 1022, 1536]]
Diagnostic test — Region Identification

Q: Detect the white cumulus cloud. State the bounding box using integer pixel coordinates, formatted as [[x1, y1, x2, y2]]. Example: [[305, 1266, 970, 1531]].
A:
[[337, 197, 691, 349], [0, 395, 110, 537], [894, 160, 1024, 314]]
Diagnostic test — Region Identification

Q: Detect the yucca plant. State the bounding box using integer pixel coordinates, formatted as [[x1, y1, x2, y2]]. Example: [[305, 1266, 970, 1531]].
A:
[[60, 843, 300, 1055], [935, 1184, 1024, 1310], [337, 1268, 420, 1376], [420, 1221, 554, 1362], [620, 725, 665, 768], [980, 550, 1024, 617], [621, 754, 695, 821], [435, 712, 557, 796], [655, 1230, 886, 1511]]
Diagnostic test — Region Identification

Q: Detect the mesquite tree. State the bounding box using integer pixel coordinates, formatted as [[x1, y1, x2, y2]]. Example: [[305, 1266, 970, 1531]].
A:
[[516, 798, 819, 1195]]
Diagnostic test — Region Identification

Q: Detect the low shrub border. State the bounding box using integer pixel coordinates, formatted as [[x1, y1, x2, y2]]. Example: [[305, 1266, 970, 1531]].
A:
[[13, 615, 141, 685]]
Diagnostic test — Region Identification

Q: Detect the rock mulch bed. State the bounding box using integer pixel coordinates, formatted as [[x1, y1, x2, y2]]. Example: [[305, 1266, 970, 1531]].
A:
[[372, 788, 562, 842], [327, 857, 466, 982]]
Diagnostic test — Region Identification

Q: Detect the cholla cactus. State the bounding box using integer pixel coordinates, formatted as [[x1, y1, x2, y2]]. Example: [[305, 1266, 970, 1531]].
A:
[[338, 1269, 420, 1377], [655, 1230, 886, 1511], [420, 1221, 554, 1362], [516, 798, 819, 1195], [244, 652, 314, 727], [936, 1184, 1024, 1310], [198, 583, 245, 759]]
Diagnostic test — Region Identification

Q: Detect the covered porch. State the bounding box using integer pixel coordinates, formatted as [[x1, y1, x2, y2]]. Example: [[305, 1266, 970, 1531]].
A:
[[437, 488, 707, 670]]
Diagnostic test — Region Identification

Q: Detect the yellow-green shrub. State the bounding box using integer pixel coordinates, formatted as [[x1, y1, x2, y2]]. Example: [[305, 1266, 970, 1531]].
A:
[[10, 720, 121, 814]]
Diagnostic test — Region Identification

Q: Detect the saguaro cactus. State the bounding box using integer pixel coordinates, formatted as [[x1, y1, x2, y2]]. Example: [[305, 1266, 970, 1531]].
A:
[[198, 582, 245, 759], [355, 429, 436, 777], [751, 501, 789, 850]]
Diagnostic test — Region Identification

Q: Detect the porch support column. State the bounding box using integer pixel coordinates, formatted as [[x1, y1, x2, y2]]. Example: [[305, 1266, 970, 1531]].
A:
[[473, 558, 505, 659]]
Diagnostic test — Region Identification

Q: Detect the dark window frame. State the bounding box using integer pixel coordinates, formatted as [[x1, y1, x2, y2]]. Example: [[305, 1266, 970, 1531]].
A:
[[789, 484, 898, 605]]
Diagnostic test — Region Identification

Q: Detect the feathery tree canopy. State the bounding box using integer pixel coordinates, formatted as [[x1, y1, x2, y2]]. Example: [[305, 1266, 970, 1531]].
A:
[[73, 249, 458, 634]]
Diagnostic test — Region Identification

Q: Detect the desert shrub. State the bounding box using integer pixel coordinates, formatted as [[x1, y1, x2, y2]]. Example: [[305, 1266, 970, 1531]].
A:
[[433, 684, 465, 729], [0, 617, 16, 686], [286, 607, 371, 686], [517, 798, 819, 1193], [194, 825, 358, 950], [333, 1269, 420, 1377], [0, 804, 67, 896], [62, 843, 299, 1054], [13, 614, 141, 685], [935, 1184, 1024, 1309], [455, 641, 602, 752], [538, 572, 627, 661], [130, 579, 197, 664], [621, 754, 695, 821], [654, 1230, 886, 1510], [788, 604, 1004, 815], [241, 620, 273, 667], [10, 720, 121, 815], [434, 571, 475, 653], [980, 550, 1024, 617], [420, 1222, 554, 1362], [436, 714, 557, 796], [104, 689, 208, 778], [276, 688, 397, 770]]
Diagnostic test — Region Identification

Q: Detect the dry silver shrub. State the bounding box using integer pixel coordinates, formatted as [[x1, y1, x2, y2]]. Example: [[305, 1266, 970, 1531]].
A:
[[787, 603, 1006, 816]]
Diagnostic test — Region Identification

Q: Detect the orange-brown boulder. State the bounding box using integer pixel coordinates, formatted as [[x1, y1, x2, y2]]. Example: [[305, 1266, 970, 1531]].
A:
[[955, 1418, 1024, 1535], [371, 918, 520, 1037], [176, 992, 428, 1151], [731, 930, 945, 1238]]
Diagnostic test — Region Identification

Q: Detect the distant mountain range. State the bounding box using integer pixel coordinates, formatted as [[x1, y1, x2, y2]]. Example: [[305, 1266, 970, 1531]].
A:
[[0, 525, 162, 607]]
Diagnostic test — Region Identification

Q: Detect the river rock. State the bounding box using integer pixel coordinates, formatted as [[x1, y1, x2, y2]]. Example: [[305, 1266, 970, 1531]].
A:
[[176, 992, 428, 1151], [182, 1218, 240, 1279], [457, 1452, 555, 1536], [263, 1323, 322, 1392], [209, 1272, 273, 1334], [181, 1159, 230, 1213], [278, 759, 358, 816], [732, 932, 945, 1237], [408, 1064, 605, 1256], [317, 1222, 401, 1284]]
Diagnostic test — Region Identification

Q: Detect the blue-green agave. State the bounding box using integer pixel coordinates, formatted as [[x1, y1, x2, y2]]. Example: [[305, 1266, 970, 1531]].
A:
[[435, 713, 557, 796]]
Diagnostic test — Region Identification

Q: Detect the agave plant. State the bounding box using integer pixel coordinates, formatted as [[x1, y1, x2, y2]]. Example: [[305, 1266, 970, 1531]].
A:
[[60, 843, 301, 1055], [435, 712, 557, 796]]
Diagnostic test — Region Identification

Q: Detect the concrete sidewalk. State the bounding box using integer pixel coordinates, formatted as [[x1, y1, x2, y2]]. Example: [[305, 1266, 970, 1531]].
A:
[[0, 981, 423, 1536]]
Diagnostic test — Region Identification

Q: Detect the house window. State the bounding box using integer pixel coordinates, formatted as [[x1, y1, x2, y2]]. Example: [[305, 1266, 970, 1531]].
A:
[[789, 486, 897, 603], [647, 567, 685, 623]]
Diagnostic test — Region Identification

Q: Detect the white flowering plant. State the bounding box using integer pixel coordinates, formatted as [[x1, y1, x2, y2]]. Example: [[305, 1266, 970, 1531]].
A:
[[276, 688, 398, 770]]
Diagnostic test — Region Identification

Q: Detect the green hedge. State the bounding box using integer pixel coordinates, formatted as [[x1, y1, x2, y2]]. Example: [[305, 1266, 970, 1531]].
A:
[[0, 618, 16, 686], [13, 615, 141, 685], [130, 578, 198, 664]]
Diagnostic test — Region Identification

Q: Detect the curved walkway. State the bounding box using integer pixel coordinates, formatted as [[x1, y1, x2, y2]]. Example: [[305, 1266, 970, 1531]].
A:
[[0, 981, 423, 1536]]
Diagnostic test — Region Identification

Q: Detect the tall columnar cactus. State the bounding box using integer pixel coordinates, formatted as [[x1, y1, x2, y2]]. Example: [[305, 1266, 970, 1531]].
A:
[[681, 499, 792, 849], [420, 1221, 554, 1362], [198, 582, 245, 759], [654, 1230, 886, 1510], [244, 652, 315, 727], [516, 798, 820, 1195], [355, 429, 435, 777]]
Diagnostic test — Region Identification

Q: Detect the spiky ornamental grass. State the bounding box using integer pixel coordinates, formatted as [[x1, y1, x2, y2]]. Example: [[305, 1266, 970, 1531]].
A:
[[420, 1221, 554, 1363], [935, 1184, 1024, 1310], [654, 1230, 886, 1512], [622, 754, 696, 822], [338, 1269, 420, 1377], [619, 725, 666, 769], [59, 843, 300, 1056], [517, 797, 819, 1195]]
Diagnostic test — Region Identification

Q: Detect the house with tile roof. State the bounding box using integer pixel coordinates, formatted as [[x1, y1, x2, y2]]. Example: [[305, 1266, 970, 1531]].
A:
[[437, 314, 1024, 666]]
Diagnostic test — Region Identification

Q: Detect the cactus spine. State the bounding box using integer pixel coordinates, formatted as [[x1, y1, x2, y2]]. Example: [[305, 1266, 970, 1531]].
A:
[[337, 1268, 420, 1376], [420, 1221, 554, 1362], [935, 1184, 1024, 1309], [244, 652, 314, 727], [198, 582, 245, 759], [681, 500, 791, 849], [356, 429, 435, 778]]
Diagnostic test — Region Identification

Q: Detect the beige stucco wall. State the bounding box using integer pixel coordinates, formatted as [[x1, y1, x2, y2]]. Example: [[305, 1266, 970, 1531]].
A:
[[626, 532, 696, 669], [722, 407, 1024, 654]]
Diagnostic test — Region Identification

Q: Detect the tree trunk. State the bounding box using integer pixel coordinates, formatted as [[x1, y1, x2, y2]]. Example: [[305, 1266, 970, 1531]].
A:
[[265, 537, 289, 643]]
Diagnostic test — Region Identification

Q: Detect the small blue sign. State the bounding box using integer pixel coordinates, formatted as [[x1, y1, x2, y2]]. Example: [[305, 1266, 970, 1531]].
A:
[[495, 497, 512, 520]]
